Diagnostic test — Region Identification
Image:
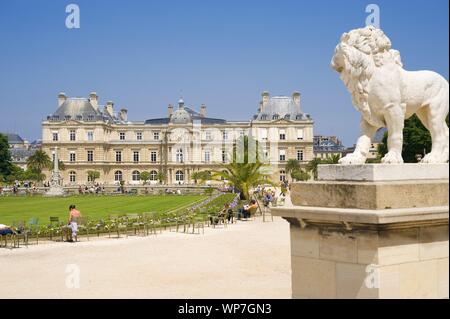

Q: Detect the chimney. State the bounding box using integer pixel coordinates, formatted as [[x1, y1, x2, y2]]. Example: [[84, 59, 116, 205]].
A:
[[168, 104, 173, 117], [119, 108, 128, 121], [89, 92, 98, 110], [292, 92, 301, 109], [105, 101, 114, 116], [261, 91, 270, 110], [58, 92, 67, 106], [200, 104, 207, 117]]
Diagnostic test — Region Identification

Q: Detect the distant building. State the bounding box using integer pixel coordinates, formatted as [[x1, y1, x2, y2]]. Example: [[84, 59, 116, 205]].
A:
[[1, 133, 38, 170], [343, 128, 386, 160], [313, 135, 345, 160], [41, 91, 315, 185]]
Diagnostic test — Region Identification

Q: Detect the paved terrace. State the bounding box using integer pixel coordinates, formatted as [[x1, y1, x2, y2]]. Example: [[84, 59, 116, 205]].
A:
[[0, 216, 291, 298]]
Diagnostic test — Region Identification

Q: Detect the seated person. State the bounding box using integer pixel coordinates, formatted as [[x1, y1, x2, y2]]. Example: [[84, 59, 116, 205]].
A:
[[263, 192, 273, 207], [237, 200, 258, 220], [223, 203, 234, 222], [0, 224, 16, 236]]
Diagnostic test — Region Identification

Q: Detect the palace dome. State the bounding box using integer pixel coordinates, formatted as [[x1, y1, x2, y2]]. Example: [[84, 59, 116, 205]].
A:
[[171, 108, 191, 124]]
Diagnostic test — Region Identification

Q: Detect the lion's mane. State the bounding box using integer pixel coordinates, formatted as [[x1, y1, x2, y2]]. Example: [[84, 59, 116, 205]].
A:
[[336, 26, 403, 127]]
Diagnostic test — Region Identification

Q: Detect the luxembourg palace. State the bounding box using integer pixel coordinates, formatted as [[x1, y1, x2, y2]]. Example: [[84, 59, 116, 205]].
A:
[[41, 91, 314, 185]]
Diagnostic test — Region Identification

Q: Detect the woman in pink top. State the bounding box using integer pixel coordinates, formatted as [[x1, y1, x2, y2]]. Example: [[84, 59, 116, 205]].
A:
[[68, 205, 81, 242]]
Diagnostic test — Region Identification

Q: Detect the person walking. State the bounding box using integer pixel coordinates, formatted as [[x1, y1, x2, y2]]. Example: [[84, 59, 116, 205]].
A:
[[67, 205, 81, 242]]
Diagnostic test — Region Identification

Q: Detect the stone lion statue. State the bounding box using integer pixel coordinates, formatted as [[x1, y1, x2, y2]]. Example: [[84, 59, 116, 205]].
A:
[[331, 26, 449, 164]]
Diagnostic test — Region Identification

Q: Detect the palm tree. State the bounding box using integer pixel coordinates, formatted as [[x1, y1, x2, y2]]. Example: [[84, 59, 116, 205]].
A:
[[324, 154, 341, 164], [286, 159, 300, 181], [212, 135, 274, 200], [291, 168, 310, 181], [191, 171, 211, 184], [306, 157, 323, 180], [27, 150, 52, 182]]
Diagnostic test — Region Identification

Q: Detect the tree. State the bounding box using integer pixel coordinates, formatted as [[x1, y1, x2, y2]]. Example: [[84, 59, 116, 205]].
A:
[[377, 114, 439, 163], [291, 169, 310, 181], [286, 159, 300, 181], [140, 171, 151, 185], [191, 171, 212, 184], [213, 135, 273, 200], [0, 133, 12, 178], [156, 171, 166, 184], [324, 154, 341, 164], [87, 170, 101, 183], [306, 157, 323, 180], [27, 150, 52, 174]]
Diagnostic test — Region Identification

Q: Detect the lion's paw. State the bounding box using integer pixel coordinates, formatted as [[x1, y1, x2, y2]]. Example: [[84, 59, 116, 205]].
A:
[[421, 151, 449, 164], [381, 151, 404, 164], [338, 153, 366, 165]]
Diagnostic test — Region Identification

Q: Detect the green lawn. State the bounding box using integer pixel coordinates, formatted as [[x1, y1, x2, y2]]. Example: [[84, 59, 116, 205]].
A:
[[0, 195, 207, 225]]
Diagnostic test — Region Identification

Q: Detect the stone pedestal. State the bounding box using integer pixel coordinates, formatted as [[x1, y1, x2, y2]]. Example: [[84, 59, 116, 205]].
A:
[[272, 164, 449, 299]]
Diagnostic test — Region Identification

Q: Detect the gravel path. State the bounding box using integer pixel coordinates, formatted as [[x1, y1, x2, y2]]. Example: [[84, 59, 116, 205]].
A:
[[0, 216, 291, 298]]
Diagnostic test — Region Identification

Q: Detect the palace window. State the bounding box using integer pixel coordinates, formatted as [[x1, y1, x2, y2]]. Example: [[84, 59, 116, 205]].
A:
[[133, 151, 140, 163], [279, 170, 286, 182], [114, 170, 123, 181], [69, 171, 76, 183], [87, 131, 94, 141], [222, 150, 227, 164], [175, 170, 184, 182], [297, 129, 304, 140], [260, 128, 268, 140], [279, 150, 286, 162], [119, 132, 126, 141], [150, 151, 158, 163], [222, 131, 228, 141], [204, 151, 211, 163], [150, 151, 157, 163], [115, 151, 122, 162], [205, 131, 212, 141], [153, 132, 160, 140], [297, 150, 304, 161], [69, 152, 76, 162], [150, 170, 158, 181], [87, 150, 94, 162], [176, 149, 184, 163], [136, 132, 142, 141], [69, 130, 76, 141], [52, 132, 59, 141], [263, 149, 269, 161], [132, 170, 141, 181], [279, 129, 286, 140]]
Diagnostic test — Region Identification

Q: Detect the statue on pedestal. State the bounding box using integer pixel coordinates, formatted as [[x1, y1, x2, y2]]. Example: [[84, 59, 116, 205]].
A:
[[331, 26, 449, 164], [45, 147, 65, 196]]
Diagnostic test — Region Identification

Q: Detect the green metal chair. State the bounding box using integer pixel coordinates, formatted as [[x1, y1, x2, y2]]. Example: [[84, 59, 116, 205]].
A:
[[48, 216, 64, 241]]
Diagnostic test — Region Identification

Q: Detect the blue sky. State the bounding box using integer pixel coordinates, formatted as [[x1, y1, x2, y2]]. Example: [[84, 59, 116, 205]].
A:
[[0, 0, 448, 146]]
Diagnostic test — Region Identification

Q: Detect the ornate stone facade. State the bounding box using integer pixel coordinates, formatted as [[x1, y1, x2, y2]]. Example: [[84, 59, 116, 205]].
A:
[[41, 91, 314, 186]]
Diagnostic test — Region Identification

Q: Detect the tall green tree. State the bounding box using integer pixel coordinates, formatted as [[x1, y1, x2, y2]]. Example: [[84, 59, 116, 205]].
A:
[[213, 135, 273, 200], [0, 133, 12, 178], [378, 114, 442, 163]]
